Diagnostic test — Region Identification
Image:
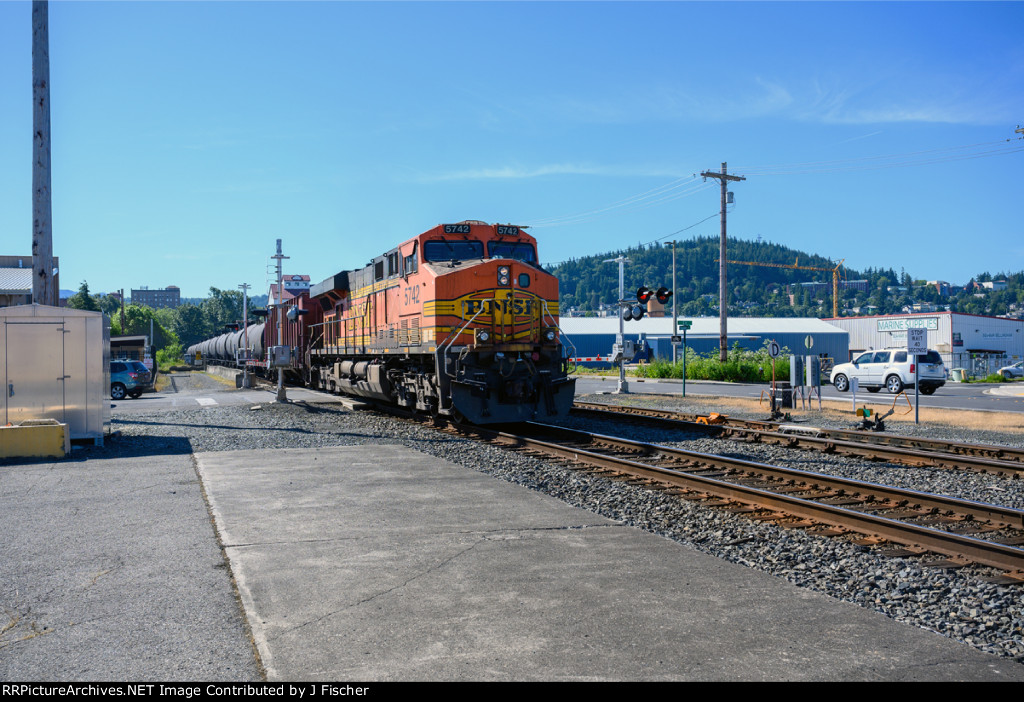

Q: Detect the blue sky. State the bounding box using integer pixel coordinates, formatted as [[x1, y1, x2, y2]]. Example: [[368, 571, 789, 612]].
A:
[[1, 1, 1022, 299]]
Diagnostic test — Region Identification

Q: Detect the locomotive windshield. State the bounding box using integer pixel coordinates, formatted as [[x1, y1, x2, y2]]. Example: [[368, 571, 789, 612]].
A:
[[423, 240, 484, 263], [487, 241, 537, 263]]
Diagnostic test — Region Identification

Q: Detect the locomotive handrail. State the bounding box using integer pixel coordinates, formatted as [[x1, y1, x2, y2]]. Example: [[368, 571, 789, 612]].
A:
[[542, 300, 577, 374], [439, 305, 487, 379]]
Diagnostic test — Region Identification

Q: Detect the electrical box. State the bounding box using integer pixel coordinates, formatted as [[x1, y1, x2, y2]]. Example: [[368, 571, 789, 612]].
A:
[[789, 355, 805, 388], [805, 355, 821, 388], [268, 345, 292, 368]]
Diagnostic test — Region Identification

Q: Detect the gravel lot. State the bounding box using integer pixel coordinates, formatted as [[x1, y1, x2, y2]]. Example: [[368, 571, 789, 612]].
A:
[[91, 373, 1024, 665]]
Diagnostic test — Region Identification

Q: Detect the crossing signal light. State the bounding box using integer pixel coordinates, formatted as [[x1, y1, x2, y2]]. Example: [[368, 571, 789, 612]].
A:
[[623, 286, 652, 321], [656, 287, 673, 304], [622, 304, 645, 322]]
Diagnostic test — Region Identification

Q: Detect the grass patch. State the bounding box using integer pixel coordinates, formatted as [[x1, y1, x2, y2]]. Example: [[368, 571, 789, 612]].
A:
[[634, 343, 794, 383]]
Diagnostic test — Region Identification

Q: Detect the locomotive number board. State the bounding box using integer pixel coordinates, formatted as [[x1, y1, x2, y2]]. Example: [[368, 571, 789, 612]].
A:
[[441, 224, 521, 236]]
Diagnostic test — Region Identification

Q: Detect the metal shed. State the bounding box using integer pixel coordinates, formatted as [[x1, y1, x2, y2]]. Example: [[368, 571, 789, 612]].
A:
[[1, 304, 109, 443]]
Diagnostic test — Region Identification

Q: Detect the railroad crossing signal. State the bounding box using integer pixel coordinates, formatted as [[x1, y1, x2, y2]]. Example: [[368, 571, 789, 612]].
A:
[[624, 286, 651, 321], [624, 285, 674, 321]]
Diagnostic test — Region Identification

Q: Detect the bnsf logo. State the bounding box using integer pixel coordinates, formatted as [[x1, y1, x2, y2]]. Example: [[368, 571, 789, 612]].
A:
[[462, 298, 535, 316]]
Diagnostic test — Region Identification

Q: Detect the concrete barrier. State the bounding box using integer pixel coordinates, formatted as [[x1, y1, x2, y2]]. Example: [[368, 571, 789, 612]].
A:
[[205, 365, 242, 383], [1, 419, 70, 459]]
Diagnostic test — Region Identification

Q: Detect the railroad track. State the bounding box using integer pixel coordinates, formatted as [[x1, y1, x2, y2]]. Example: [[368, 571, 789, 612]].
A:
[[442, 419, 1024, 582], [572, 401, 1024, 478]]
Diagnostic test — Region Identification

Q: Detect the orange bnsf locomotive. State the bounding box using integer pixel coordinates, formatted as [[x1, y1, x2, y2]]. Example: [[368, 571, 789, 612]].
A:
[[305, 220, 575, 423]]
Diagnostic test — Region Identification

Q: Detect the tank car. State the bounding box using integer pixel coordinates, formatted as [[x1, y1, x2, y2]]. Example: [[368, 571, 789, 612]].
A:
[[307, 220, 575, 423]]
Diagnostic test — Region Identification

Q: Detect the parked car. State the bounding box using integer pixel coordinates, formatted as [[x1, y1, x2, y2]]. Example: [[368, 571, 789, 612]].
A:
[[109, 360, 150, 400], [998, 361, 1023, 380], [126, 360, 156, 390], [830, 348, 946, 395]]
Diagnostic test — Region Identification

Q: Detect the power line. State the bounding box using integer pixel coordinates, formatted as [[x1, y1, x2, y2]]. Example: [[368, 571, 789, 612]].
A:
[[525, 175, 706, 227], [733, 138, 1017, 174], [541, 210, 720, 267]]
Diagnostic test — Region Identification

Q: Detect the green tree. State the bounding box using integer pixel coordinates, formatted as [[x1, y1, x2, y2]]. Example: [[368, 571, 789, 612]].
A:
[[110, 304, 180, 351], [65, 281, 100, 312], [97, 293, 122, 317], [202, 287, 244, 331]]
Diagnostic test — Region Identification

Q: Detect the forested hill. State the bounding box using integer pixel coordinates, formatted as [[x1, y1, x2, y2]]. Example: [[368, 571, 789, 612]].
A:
[[544, 236, 1024, 318]]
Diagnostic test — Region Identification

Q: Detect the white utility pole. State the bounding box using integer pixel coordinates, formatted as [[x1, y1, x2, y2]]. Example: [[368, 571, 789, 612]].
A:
[[271, 240, 289, 402], [604, 255, 630, 394], [239, 282, 251, 389]]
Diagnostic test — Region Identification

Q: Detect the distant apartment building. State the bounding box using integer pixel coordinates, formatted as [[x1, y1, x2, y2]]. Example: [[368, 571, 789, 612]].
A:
[[981, 280, 1008, 291], [131, 286, 181, 309], [788, 279, 869, 296], [927, 280, 952, 296]]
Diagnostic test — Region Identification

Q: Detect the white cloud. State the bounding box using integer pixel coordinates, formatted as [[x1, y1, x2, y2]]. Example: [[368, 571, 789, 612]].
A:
[[414, 162, 689, 183]]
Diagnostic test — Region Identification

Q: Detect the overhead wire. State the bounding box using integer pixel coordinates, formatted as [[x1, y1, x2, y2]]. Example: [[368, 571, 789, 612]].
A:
[[734, 137, 1023, 175], [524, 174, 703, 227], [535, 130, 1023, 265]]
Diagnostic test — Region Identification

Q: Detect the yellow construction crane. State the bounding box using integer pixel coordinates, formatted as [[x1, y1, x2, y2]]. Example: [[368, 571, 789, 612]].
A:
[[718, 257, 846, 318]]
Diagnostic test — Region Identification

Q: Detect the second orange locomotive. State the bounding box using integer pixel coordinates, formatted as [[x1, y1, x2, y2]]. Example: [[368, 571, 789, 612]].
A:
[[307, 220, 575, 423]]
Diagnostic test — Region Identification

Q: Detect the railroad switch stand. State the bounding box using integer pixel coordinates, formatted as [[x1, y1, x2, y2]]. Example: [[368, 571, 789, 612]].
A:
[[855, 405, 894, 432]]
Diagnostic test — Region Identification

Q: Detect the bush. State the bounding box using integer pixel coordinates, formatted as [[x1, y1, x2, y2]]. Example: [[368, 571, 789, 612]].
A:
[[156, 342, 184, 371], [635, 342, 792, 383]]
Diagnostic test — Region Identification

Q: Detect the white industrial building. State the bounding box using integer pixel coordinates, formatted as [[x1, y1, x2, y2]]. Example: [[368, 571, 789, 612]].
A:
[[560, 316, 849, 365], [824, 311, 1023, 377]]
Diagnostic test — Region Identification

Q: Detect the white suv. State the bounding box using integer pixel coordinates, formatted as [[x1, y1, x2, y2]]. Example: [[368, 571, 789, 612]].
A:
[[831, 348, 946, 395]]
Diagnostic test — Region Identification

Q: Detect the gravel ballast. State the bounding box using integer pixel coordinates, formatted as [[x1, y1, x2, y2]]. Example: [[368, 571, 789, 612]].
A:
[[95, 375, 1024, 666]]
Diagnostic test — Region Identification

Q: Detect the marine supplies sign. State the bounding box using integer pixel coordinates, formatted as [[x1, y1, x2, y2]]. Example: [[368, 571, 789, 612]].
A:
[[877, 317, 939, 333]]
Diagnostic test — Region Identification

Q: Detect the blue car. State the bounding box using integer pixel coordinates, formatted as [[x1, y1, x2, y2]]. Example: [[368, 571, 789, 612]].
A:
[[110, 360, 151, 400]]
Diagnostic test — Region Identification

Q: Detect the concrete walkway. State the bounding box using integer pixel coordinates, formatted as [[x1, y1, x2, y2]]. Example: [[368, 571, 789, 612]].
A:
[[196, 445, 1024, 682]]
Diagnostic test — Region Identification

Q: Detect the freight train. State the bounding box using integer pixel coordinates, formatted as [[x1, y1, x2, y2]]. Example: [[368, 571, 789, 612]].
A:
[[186, 221, 576, 423]]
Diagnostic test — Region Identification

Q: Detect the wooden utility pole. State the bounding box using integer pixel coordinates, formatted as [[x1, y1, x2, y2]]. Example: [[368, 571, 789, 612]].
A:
[[32, 1, 55, 306], [701, 162, 745, 361]]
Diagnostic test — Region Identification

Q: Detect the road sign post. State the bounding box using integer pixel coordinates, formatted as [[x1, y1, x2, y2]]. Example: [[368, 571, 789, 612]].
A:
[[908, 328, 927, 424], [678, 321, 692, 397]]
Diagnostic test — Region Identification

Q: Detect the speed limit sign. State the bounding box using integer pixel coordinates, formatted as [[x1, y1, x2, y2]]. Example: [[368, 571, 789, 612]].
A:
[[768, 341, 781, 359]]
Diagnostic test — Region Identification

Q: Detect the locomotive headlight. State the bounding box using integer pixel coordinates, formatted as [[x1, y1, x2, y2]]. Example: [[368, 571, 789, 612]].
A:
[[544, 328, 557, 342], [498, 266, 511, 286], [476, 330, 491, 344]]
